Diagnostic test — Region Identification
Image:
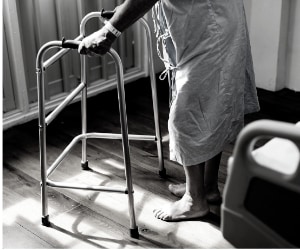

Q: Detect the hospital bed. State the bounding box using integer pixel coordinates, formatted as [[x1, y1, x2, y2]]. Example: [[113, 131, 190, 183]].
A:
[[221, 119, 300, 248]]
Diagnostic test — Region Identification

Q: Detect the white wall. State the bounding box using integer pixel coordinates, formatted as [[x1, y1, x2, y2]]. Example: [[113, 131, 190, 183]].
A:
[[286, 0, 300, 91], [245, 0, 300, 91]]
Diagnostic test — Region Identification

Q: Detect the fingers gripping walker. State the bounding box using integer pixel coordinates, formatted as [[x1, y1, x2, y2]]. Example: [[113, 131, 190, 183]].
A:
[[36, 11, 165, 239]]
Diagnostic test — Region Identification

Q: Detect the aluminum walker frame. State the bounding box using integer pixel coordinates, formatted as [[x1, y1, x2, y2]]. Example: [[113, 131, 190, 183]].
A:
[[36, 12, 165, 239]]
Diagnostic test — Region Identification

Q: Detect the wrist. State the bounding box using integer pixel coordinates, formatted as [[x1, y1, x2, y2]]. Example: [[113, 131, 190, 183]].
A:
[[104, 21, 122, 38]]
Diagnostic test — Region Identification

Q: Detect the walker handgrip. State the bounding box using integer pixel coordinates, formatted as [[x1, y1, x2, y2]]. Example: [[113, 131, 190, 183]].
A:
[[101, 9, 115, 19], [62, 39, 81, 49]]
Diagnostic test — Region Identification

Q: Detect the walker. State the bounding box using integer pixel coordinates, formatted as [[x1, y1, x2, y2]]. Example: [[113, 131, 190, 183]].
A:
[[36, 11, 165, 239]]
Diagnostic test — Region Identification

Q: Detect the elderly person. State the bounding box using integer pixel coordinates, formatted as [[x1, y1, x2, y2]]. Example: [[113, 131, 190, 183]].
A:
[[79, 0, 260, 222]]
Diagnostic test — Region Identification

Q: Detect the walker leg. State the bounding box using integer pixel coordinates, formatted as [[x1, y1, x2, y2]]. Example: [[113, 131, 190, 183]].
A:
[[111, 49, 139, 238], [159, 169, 167, 178], [130, 227, 139, 239], [80, 55, 91, 171], [128, 188, 139, 239], [41, 180, 50, 227], [141, 18, 166, 177], [81, 161, 90, 170], [37, 64, 51, 227], [118, 85, 139, 238], [40, 126, 50, 226], [121, 113, 139, 238], [40, 140, 50, 226], [41, 215, 50, 227]]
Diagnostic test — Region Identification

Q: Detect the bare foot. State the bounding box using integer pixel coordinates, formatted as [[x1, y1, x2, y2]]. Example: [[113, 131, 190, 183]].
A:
[[153, 194, 210, 221], [169, 183, 222, 203], [168, 183, 185, 197]]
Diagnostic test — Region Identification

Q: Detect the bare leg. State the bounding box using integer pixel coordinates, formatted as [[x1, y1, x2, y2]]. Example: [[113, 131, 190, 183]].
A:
[[205, 152, 222, 203], [153, 163, 209, 221], [168, 152, 222, 203]]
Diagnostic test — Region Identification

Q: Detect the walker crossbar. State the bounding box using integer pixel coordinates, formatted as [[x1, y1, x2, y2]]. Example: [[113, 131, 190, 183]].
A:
[[47, 180, 128, 193], [43, 35, 83, 69], [46, 82, 85, 125], [36, 11, 165, 239], [46, 132, 156, 177]]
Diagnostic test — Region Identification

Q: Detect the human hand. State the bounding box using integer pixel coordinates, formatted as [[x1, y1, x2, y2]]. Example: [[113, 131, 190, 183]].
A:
[[78, 27, 117, 56]]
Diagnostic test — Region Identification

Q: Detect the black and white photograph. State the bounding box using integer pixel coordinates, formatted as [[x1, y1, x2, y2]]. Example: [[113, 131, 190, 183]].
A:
[[2, 0, 300, 248]]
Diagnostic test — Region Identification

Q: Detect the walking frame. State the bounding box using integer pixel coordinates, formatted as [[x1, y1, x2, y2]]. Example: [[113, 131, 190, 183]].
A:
[[36, 11, 165, 239]]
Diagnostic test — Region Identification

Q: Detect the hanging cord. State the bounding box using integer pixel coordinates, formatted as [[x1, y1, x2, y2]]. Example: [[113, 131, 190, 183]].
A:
[[152, 1, 176, 73], [152, 1, 177, 105]]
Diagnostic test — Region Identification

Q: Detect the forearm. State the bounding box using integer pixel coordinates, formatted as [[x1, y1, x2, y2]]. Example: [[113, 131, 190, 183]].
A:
[[109, 0, 159, 32], [78, 0, 158, 56]]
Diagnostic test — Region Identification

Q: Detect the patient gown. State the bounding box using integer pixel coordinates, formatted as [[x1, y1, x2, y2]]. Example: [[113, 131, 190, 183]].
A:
[[153, 0, 260, 166]]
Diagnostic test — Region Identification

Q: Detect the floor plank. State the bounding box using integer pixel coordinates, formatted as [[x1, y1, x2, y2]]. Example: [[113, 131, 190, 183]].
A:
[[2, 165, 165, 249], [4, 124, 227, 248], [3, 75, 299, 248]]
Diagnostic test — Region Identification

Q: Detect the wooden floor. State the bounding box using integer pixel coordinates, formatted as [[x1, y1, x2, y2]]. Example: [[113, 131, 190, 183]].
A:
[[3, 75, 300, 249]]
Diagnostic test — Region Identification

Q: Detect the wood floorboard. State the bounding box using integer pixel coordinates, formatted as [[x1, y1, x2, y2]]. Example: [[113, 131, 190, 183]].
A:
[[3, 75, 299, 248], [2, 166, 163, 249]]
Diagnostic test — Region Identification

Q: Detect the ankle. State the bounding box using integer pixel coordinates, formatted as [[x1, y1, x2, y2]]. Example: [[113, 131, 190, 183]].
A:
[[182, 193, 209, 211], [205, 183, 219, 193], [184, 190, 206, 202]]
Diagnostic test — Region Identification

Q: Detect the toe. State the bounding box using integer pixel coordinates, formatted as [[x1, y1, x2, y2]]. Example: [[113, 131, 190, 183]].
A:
[[161, 213, 171, 221], [156, 210, 168, 221], [153, 209, 169, 220], [153, 209, 159, 217], [156, 210, 165, 219], [153, 209, 163, 218]]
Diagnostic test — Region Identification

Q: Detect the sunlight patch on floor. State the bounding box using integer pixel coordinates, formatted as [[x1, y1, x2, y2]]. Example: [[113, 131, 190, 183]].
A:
[[3, 155, 232, 248], [3, 198, 54, 226], [49, 212, 126, 248], [103, 158, 125, 170]]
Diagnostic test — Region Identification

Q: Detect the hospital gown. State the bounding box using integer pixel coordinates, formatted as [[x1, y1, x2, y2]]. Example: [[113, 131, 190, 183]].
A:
[[153, 0, 260, 166]]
